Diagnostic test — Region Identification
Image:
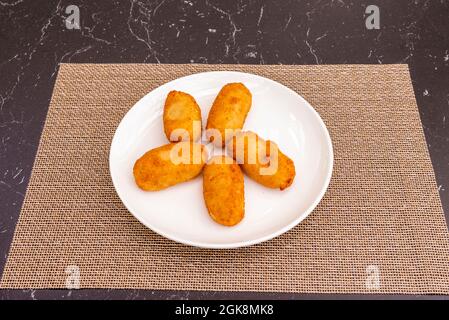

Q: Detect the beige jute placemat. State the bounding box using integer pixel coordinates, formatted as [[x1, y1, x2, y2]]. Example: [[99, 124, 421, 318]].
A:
[[1, 64, 449, 294]]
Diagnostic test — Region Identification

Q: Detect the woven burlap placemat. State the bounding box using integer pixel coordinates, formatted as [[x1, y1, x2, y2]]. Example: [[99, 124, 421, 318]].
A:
[[1, 64, 448, 294]]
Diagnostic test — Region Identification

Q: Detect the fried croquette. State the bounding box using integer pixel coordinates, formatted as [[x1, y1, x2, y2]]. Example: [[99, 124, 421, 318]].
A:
[[203, 156, 245, 226], [227, 131, 295, 190], [133, 142, 207, 191], [163, 91, 202, 142], [206, 83, 252, 147]]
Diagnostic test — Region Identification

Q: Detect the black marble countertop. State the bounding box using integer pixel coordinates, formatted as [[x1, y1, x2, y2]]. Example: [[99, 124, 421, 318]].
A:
[[1, 0, 448, 300]]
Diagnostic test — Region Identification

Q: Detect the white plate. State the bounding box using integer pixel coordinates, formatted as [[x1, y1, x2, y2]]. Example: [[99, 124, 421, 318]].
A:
[[110, 71, 333, 249]]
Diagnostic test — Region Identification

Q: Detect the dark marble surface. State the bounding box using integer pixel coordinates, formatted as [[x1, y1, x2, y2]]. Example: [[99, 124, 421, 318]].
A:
[[0, 0, 448, 300]]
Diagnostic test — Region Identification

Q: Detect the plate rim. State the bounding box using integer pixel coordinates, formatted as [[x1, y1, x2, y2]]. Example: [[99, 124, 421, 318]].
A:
[[109, 70, 334, 249]]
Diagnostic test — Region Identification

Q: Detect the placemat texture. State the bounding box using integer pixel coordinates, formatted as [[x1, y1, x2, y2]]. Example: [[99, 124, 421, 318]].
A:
[[1, 64, 449, 294]]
